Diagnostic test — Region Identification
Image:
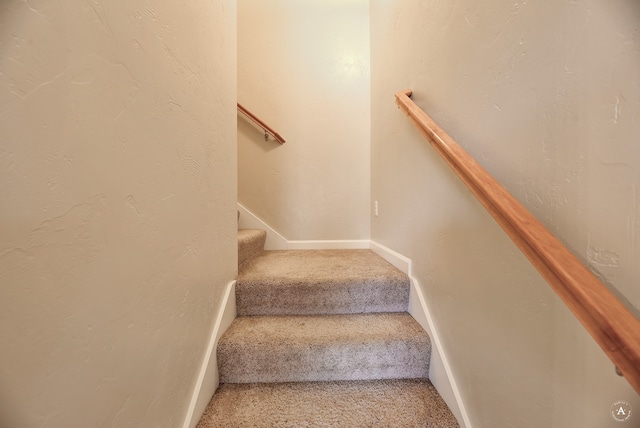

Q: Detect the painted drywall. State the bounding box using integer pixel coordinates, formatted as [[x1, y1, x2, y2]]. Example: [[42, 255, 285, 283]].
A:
[[237, 0, 371, 240], [0, 1, 237, 427], [370, 1, 640, 427]]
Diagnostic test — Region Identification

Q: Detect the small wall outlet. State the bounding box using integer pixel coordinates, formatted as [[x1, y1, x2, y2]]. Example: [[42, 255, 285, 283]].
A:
[[374, 200, 379, 217]]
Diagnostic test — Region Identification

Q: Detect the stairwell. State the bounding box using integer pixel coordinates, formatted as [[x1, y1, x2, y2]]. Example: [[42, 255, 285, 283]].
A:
[[196, 226, 459, 427]]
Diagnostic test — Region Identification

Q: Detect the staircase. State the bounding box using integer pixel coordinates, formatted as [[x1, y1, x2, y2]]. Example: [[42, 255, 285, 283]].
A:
[[196, 226, 459, 427]]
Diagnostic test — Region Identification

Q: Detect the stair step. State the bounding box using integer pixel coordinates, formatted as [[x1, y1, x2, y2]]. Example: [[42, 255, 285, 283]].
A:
[[218, 312, 430, 383], [236, 249, 410, 315], [238, 229, 266, 267], [196, 379, 459, 428]]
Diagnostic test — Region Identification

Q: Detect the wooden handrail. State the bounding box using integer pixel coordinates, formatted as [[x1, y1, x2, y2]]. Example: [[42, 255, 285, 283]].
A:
[[395, 89, 640, 395], [237, 102, 286, 144]]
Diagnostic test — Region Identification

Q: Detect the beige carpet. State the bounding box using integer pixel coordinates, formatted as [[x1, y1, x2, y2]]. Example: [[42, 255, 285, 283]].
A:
[[236, 249, 410, 315], [218, 312, 430, 383], [196, 379, 458, 428], [237, 229, 266, 267], [197, 245, 459, 427]]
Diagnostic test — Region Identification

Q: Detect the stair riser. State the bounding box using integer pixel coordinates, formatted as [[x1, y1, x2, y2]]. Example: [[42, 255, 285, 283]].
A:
[[218, 340, 430, 384], [236, 282, 409, 316]]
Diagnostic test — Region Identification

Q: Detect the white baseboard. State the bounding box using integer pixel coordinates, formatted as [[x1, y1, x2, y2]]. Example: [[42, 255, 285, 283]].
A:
[[237, 204, 369, 250], [182, 280, 237, 428], [287, 240, 370, 250], [369, 241, 472, 428], [237, 203, 287, 250], [369, 241, 412, 275], [409, 277, 472, 428]]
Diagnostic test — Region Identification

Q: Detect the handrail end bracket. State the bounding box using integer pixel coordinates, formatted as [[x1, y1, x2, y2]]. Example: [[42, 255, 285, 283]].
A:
[[398, 89, 413, 98]]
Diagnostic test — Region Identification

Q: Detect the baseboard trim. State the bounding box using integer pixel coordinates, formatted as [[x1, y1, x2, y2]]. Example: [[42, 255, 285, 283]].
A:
[[287, 240, 370, 250], [369, 241, 412, 275], [237, 203, 287, 250], [408, 276, 472, 428], [369, 241, 471, 428], [182, 280, 237, 428], [237, 204, 370, 250]]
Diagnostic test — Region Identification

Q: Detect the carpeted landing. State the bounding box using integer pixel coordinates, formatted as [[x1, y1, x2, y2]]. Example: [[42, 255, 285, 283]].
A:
[[197, 229, 459, 427]]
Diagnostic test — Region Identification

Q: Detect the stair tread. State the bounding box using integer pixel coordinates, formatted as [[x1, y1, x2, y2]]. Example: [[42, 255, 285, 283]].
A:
[[220, 312, 428, 345], [237, 228, 266, 240], [237, 249, 409, 315], [197, 379, 459, 428], [218, 312, 430, 383]]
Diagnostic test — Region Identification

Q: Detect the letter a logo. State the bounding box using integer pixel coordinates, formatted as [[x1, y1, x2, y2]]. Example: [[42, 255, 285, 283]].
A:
[[611, 400, 632, 422]]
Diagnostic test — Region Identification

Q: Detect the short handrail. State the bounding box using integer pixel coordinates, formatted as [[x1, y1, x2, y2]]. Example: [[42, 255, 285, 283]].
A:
[[395, 89, 640, 395], [237, 102, 286, 144]]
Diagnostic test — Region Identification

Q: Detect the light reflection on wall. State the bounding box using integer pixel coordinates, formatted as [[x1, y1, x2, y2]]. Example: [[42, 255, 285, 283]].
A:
[[334, 51, 367, 79], [238, 0, 371, 240]]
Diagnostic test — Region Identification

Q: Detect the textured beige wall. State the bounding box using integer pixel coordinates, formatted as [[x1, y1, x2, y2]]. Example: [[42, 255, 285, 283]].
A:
[[370, 1, 639, 427], [238, 0, 370, 241], [0, 1, 236, 427]]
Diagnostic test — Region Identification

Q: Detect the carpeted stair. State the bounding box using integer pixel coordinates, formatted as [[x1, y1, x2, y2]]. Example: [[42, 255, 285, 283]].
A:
[[237, 229, 266, 267], [236, 249, 410, 316], [218, 312, 430, 383], [197, 227, 459, 427]]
